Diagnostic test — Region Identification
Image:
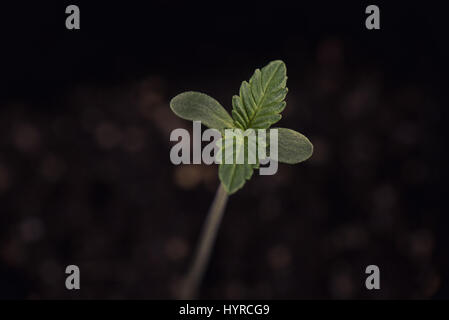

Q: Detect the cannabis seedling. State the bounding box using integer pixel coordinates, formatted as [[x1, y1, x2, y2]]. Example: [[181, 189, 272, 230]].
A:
[[170, 60, 313, 299]]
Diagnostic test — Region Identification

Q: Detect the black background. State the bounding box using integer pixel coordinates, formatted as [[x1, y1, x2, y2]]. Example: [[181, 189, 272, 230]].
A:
[[0, 1, 448, 299]]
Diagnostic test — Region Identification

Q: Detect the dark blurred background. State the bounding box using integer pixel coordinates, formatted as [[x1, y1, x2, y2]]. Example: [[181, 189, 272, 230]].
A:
[[0, 1, 448, 299]]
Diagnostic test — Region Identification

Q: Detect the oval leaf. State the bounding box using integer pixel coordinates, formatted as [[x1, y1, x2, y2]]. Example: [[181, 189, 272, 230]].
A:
[[273, 128, 313, 164], [170, 91, 235, 131]]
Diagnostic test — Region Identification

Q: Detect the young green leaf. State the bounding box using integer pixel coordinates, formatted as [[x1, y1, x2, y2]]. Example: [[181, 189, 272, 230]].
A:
[[219, 163, 256, 194], [215, 129, 267, 165], [272, 128, 313, 164], [215, 130, 256, 194], [169, 61, 313, 196], [170, 91, 235, 131], [231, 60, 287, 130]]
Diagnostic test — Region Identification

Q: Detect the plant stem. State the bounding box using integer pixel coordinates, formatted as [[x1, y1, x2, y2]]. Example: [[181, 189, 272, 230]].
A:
[[179, 183, 229, 299]]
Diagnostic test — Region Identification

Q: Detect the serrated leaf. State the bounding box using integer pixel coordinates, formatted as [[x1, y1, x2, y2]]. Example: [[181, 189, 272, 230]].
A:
[[216, 129, 267, 194], [271, 128, 313, 164], [215, 129, 266, 165], [219, 163, 255, 195], [232, 60, 287, 129], [170, 91, 235, 131], [170, 62, 314, 196]]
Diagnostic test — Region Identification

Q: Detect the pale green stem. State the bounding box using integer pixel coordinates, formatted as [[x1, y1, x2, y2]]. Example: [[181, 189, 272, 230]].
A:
[[179, 184, 229, 299]]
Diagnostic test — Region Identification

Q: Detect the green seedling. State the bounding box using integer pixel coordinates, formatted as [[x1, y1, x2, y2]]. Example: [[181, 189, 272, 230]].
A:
[[170, 60, 313, 299]]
